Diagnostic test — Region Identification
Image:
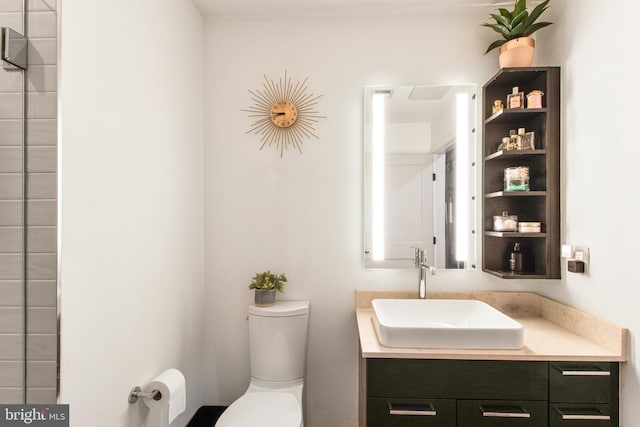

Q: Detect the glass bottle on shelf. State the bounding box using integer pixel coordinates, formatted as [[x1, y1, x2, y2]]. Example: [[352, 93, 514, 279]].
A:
[[504, 166, 530, 192], [508, 129, 518, 150], [497, 136, 510, 152], [516, 128, 526, 149], [508, 242, 524, 272], [492, 99, 504, 114], [507, 86, 525, 109]]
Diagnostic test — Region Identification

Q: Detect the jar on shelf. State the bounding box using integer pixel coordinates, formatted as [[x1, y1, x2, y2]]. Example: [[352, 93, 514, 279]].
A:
[[504, 166, 530, 192], [526, 90, 544, 109], [493, 211, 518, 232], [518, 222, 541, 233]]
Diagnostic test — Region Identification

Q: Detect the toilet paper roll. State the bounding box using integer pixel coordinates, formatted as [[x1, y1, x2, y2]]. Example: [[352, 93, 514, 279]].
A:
[[143, 368, 186, 424]]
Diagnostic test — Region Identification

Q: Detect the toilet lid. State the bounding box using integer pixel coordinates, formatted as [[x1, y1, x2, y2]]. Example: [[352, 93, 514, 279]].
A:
[[214, 392, 301, 427]]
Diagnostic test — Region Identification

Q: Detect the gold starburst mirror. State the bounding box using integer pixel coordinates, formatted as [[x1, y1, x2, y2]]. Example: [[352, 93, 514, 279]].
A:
[[243, 71, 325, 157]]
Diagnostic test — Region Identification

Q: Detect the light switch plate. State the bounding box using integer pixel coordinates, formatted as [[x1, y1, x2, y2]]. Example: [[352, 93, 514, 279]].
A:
[[561, 244, 573, 258]]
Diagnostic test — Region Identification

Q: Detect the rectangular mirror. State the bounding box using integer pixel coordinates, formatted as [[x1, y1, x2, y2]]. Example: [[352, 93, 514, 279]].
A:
[[363, 84, 477, 269]]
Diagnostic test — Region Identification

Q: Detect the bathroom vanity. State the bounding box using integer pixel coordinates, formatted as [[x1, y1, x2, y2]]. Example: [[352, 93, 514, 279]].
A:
[[356, 291, 627, 427]]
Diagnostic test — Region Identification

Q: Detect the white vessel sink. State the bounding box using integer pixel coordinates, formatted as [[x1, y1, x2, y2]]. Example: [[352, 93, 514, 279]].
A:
[[371, 299, 524, 349]]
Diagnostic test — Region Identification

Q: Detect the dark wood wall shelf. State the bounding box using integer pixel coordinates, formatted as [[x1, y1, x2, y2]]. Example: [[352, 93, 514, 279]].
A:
[[484, 191, 547, 198], [484, 108, 547, 124], [482, 67, 561, 279], [485, 149, 547, 161], [485, 231, 547, 238]]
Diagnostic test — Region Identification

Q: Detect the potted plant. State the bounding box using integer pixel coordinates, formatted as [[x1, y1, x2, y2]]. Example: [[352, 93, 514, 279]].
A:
[[482, 0, 552, 68], [249, 270, 287, 307]]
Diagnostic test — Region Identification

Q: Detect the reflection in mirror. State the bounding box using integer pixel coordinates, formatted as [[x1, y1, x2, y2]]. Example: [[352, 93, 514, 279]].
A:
[[363, 84, 477, 269]]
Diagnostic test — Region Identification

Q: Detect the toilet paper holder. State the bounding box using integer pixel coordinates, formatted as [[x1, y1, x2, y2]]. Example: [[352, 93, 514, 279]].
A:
[[128, 386, 161, 404]]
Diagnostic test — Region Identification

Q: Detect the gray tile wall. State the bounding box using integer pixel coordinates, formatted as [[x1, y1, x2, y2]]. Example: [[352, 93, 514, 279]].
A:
[[0, 0, 57, 404]]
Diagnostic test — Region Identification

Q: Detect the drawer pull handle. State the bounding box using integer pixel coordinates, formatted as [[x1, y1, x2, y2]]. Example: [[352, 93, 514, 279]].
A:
[[562, 414, 611, 421], [481, 406, 531, 419], [555, 407, 611, 421], [482, 411, 531, 419], [562, 370, 611, 376], [388, 403, 437, 416]]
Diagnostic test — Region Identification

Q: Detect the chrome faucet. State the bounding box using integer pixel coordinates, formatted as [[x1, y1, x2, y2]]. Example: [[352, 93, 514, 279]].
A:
[[414, 248, 436, 299]]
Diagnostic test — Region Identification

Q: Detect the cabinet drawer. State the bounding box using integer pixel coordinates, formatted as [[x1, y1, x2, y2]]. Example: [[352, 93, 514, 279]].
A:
[[549, 362, 618, 403], [366, 398, 455, 427], [367, 359, 548, 400], [457, 400, 548, 427], [550, 403, 612, 427]]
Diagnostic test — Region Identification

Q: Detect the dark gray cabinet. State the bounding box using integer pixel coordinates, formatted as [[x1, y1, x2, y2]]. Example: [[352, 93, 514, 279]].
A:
[[549, 362, 619, 426], [367, 398, 456, 427], [458, 400, 548, 427], [482, 67, 561, 279], [363, 359, 619, 427]]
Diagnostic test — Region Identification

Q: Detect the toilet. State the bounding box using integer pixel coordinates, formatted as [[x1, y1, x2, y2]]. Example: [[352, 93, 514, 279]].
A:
[[214, 300, 310, 427]]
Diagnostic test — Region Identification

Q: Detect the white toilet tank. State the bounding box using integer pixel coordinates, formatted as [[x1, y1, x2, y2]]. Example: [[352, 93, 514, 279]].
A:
[[248, 300, 310, 382]]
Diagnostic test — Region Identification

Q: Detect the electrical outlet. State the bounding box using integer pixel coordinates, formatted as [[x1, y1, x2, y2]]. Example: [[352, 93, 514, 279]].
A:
[[573, 246, 590, 263]]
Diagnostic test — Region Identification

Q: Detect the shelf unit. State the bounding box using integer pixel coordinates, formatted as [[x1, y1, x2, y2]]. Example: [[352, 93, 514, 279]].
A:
[[482, 67, 560, 279]]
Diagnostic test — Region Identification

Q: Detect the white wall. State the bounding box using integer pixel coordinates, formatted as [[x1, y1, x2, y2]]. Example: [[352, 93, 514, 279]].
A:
[[535, 1, 640, 426], [58, 1, 205, 426], [386, 122, 431, 153], [202, 13, 552, 427]]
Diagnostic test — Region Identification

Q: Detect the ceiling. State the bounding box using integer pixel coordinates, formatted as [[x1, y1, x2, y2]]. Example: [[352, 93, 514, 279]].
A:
[[191, 0, 520, 17]]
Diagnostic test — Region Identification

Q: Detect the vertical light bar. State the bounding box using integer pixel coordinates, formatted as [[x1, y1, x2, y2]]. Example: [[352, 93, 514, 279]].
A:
[[371, 92, 385, 261], [455, 92, 469, 262]]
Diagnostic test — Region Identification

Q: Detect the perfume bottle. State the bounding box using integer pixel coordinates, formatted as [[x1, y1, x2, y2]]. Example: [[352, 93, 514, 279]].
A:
[[492, 99, 504, 114], [509, 129, 518, 150], [521, 131, 536, 150], [516, 128, 526, 149], [507, 86, 525, 109], [497, 136, 510, 151]]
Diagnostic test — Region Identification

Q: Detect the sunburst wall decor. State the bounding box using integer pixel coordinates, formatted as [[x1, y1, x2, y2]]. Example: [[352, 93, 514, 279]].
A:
[[242, 71, 326, 157]]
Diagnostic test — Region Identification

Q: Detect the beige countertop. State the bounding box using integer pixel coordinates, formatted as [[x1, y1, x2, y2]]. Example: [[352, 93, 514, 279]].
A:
[[356, 290, 628, 362]]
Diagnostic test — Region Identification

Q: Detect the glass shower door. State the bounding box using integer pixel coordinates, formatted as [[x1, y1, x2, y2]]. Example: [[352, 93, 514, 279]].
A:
[[1, 0, 58, 404], [0, 2, 27, 404]]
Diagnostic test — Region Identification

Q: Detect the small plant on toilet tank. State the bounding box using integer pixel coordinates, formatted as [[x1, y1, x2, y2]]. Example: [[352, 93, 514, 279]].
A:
[[249, 271, 287, 307]]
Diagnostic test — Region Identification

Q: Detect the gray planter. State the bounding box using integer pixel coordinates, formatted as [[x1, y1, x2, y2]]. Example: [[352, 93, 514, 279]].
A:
[[254, 289, 276, 307]]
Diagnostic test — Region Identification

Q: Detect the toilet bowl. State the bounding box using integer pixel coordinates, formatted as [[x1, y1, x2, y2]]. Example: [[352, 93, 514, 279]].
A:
[[214, 300, 310, 427], [214, 380, 304, 427]]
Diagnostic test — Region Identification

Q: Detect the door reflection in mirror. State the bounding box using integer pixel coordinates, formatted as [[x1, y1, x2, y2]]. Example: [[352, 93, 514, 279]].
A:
[[363, 85, 477, 269]]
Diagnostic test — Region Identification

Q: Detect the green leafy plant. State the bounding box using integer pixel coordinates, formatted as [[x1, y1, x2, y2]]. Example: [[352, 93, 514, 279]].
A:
[[248, 271, 287, 292], [481, 0, 552, 54]]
